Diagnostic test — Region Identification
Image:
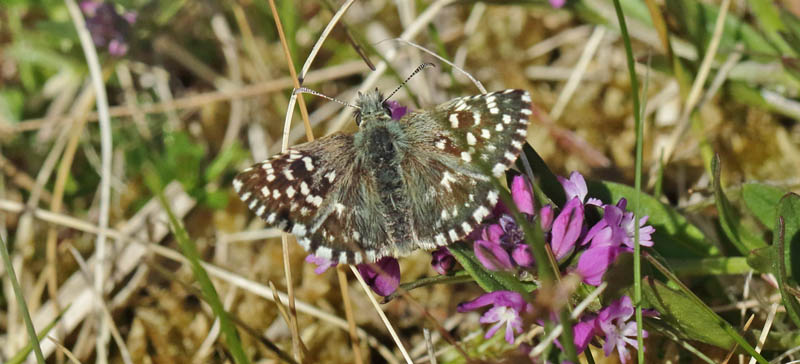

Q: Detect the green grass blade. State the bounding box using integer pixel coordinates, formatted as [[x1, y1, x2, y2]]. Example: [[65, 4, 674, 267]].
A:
[[0, 234, 45, 364], [146, 172, 251, 364], [5, 305, 70, 364]]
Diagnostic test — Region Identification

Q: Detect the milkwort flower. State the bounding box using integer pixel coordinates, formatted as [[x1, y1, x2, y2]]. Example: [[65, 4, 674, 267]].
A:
[[80, 1, 137, 56], [457, 290, 533, 344], [595, 296, 650, 364]]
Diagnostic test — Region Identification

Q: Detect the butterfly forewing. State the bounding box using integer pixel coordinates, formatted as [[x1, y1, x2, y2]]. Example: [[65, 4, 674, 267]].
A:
[[398, 89, 532, 248], [233, 134, 388, 263]]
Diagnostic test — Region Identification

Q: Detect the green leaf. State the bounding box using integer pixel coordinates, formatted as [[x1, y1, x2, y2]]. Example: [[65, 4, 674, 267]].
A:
[[585, 180, 717, 258], [640, 278, 738, 348], [518, 143, 565, 207], [746, 246, 774, 273], [448, 242, 531, 295], [773, 193, 800, 327], [746, 0, 798, 56], [742, 182, 785, 227], [711, 156, 767, 254]]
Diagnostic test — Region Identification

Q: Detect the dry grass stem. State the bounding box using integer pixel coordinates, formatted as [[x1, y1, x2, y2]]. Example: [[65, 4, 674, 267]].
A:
[[63, 0, 115, 360], [67, 246, 133, 364], [350, 265, 413, 364], [748, 303, 779, 364], [298, 0, 358, 82], [336, 266, 364, 364], [656, 0, 731, 170], [386, 38, 486, 94], [12, 61, 364, 133], [549, 26, 606, 121]]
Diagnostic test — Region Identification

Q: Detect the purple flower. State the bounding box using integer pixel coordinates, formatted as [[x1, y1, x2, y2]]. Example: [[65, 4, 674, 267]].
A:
[[549, 197, 584, 261], [540, 205, 554, 232], [457, 291, 533, 344], [80, 1, 136, 56], [474, 235, 514, 271], [558, 172, 602, 207], [574, 244, 622, 286], [357, 257, 400, 296], [596, 296, 648, 364], [582, 200, 655, 250], [305, 254, 337, 274], [553, 314, 597, 353], [431, 247, 456, 275], [511, 175, 535, 215], [384, 100, 408, 120], [549, 0, 567, 8]]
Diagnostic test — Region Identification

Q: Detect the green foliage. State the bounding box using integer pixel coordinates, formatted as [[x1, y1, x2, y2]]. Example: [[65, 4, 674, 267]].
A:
[[448, 242, 533, 294], [712, 156, 767, 255], [742, 182, 786, 227], [124, 130, 247, 210]]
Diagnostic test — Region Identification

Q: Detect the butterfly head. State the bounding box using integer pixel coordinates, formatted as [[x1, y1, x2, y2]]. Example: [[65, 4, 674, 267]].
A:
[[353, 88, 392, 126]]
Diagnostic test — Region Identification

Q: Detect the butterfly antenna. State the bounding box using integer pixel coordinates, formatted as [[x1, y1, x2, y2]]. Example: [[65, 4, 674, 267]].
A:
[[294, 87, 360, 109], [383, 62, 435, 102]]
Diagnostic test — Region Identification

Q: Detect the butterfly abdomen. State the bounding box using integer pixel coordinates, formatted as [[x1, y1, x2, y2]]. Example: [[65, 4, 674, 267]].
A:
[[356, 122, 414, 250]]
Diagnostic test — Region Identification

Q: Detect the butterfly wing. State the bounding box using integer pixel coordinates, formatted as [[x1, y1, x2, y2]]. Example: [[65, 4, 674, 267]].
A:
[[233, 133, 389, 264], [398, 89, 532, 248]]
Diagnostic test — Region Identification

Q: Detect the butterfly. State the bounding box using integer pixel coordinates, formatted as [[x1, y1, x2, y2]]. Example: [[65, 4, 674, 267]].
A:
[[233, 88, 531, 264]]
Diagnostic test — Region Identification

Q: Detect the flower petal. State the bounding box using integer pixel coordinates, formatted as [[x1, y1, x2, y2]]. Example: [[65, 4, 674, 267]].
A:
[[511, 175, 535, 215], [357, 257, 400, 296], [550, 197, 584, 260], [575, 245, 622, 286], [474, 239, 514, 271]]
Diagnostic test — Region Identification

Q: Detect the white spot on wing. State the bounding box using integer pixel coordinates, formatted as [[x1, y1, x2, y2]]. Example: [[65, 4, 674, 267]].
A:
[[466, 132, 477, 145], [300, 181, 310, 195], [256, 205, 266, 216], [487, 190, 499, 205], [441, 171, 456, 192], [489, 107, 499, 114], [272, 190, 281, 199], [435, 234, 447, 245], [292, 224, 307, 236], [492, 163, 506, 177], [298, 237, 310, 249], [461, 222, 472, 234], [365, 249, 376, 262], [266, 213, 276, 223], [481, 129, 491, 138], [325, 170, 336, 183], [502, 114, 511, 124], [505, 151, 516, 162], [473, 112, 481, 125], [286, 186, 296, 198], [522, 92, 532, 102], [449, 113, 459, 128], [495, 124, 504, 132], [241, 192, 251, 201], [283, 169, 295, 180], [302, 156, 314, 171], [233, 179, 243, 193], [316, 247, 332, 260], [261, 186, 270, 197], [521, 108, 532, 115], [473, 206, 490, 222], [460, 151, 472, 162], [448, 229, 459, 241]]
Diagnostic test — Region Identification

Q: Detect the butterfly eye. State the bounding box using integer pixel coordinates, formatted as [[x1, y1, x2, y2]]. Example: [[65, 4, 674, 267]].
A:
[[354, 112, 363, 126], [382, 102, 393, 116]]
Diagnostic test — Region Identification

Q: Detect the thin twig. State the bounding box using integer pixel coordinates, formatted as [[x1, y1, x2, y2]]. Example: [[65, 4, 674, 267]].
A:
[[327, 0, 456, 134], [63, 0, 114, 361], [66, 247, 133, 364], [383, 39, 486, 93], [350, 265, 413, 364], [298, 0, 358, 83], [748, 303, 779, 364], [12, 61, 365, 133], [656, 0, 732, 168], [336, 267, 364, 364], [549, 26, 606, 121]]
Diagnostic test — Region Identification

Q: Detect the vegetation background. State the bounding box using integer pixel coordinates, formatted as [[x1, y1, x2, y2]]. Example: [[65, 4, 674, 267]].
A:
[[1, 0, 799, 363]]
